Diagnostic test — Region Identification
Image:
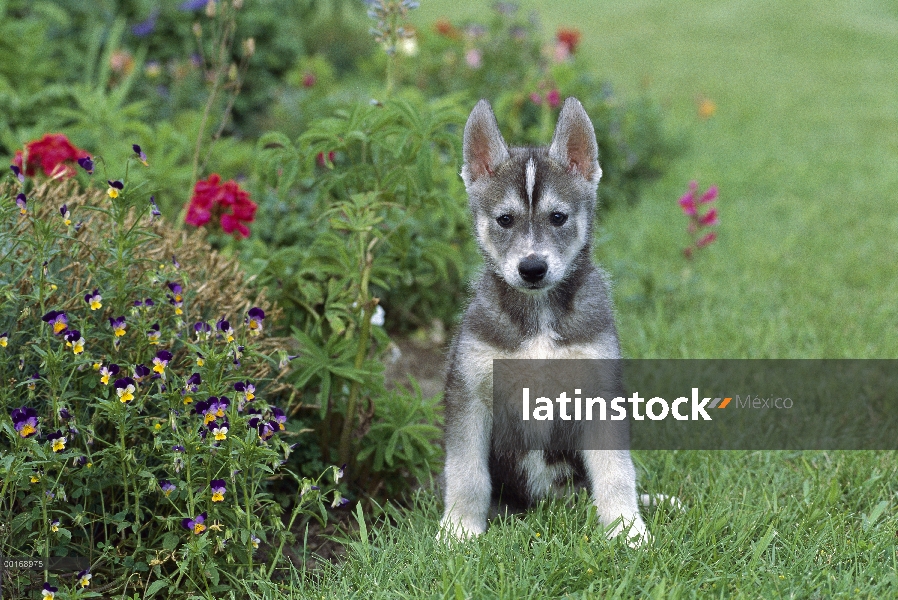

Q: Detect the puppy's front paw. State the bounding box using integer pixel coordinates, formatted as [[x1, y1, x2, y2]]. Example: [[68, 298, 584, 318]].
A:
[[604, 515, 652, 549], [437, 515, 485, 545]]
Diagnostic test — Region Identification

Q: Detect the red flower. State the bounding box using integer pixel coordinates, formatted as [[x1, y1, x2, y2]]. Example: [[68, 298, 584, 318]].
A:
[[12, 134, 89, 178], [556, 28, 582, 54], [185, 174, 257, 238]]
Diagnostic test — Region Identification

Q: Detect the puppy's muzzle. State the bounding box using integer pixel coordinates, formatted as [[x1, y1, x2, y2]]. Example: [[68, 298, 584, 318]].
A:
[[518, 256, 548, 284]]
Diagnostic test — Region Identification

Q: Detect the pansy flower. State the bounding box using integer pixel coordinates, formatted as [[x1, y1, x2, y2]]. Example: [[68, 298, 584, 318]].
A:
[[60, 204, 72, 226], [42, 310, 68, 334], [196, 352, 205, 366], [11, 406, 39, 438], [181, 511, 208, 535], [58, 407, 73, 421], [331, 492, 349, 508], [133, 144, 149, 166], [27, 373, 39, 390], [84, 289, 102, 310], [0, 331, 8, 347], [15, 193, 27, 215], [109, 316, 127, 337], [50, 518, 60, 532], [167, 282, 184, 315], [77, 569, 92, 588], [159, 479, 176, 497], [152, 350, 172, 375], [107, 179, 124, 198], [147, 323, 161, 345], [271, 407, 287, 431], [210, 479, 226, 502], [114, 377, 136, 402], [186, 372, 201, 392], [233, 381, 254, 399], [211, 396, 229, 418], [208, 420, 229, 441], [249, 415, 275, 441], [194, 321, 211, 340], [133, 364, 151, 383], [42, 582, 58, 599], [11, 164, 25, 182], [100, 363, 120, 385], [216, 317, 234, 342], [77, 156, 94, 174], [150, 195, 161, 217], [64, 329, 85, 355], [193, 398, 211, 421], [47, 430, 66, 452], [246, 307, 264, 336], [251, 534, 260, 549]]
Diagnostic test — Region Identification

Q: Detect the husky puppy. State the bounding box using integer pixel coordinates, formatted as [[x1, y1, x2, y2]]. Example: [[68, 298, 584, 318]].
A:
[[438, 98, 649, 545]]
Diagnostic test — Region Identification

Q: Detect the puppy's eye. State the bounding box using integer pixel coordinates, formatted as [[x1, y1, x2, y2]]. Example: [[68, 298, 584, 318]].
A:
[[496, 214, 514, 228], [550, 212, 568, 226]]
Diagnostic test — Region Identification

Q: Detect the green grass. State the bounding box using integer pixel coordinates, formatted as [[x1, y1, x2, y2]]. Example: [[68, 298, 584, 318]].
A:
[[296, 1, 898, 597]]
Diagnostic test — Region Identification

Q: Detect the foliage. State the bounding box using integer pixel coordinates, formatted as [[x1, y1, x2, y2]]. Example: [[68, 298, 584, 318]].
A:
[[0, 163, 336, 598], [246, 95, 454, 495]]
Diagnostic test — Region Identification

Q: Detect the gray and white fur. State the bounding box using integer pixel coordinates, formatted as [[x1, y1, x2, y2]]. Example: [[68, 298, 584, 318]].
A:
[[439, 98, 650, 545]]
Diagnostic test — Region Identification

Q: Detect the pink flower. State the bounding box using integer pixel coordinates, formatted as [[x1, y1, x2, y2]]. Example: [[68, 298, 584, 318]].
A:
[[678, 193, 696, 215], [696, 232, 717, 248], [546, 89, 560, 109], [530, 92, 542, 105], [700, 185, 718, 203], [698, 208, 719, 226]]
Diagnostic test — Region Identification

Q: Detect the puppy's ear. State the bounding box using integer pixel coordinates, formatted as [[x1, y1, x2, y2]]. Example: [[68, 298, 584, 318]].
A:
[[462, 99, 510, 186], [549, 97, 601, 184]]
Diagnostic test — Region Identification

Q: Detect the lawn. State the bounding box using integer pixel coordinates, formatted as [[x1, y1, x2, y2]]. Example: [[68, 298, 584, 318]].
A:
[[297, 0, 898, 597]]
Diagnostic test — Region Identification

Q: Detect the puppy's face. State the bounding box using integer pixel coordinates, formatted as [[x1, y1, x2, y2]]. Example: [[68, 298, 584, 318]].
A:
[[461, 99, 602, 293]]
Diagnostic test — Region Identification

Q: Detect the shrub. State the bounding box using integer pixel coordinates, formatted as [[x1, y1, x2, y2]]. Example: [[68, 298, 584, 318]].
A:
[[0, 158, 335, 597]]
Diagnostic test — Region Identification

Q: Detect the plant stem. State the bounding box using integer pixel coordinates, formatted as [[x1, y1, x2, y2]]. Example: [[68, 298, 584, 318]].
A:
[[337, 238, 376, 468]]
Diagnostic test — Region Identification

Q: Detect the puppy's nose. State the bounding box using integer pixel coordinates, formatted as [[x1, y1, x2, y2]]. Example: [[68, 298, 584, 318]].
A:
[[518, 257, 548, 283]]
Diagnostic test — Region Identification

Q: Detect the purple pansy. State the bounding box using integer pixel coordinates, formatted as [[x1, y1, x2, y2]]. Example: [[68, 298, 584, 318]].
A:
[[271, 407, 287, 430], [114, 377, 136, 402], [208, 419, 229, 441], [11, 406, 39, 438], [47, 429, 66, 452], [133, 144, 149, 166], [147, 322, 161, 344], [133, 364, 152, 383], [194, 321, 211, 340], [181, 511, 208, 534], [77, 156, 94, 174], [41, 310, 68, 334], [150, 195, 161, 217], [109, 316, 127, 337], [210, 478, 226, 502], [100, 363, 120, 385], [11, 164, 25, 182], [15, 193, 26, 214], [216, 317, 234, 342], [167, 282, 184, 314], [246, 307, 265, 335], [84, 289, 102, 310], [152, 350, 173, 375], [160, 479, 176, 496]]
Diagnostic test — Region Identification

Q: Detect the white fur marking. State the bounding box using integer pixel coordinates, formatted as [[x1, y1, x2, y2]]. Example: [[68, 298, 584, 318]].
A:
[[525, 158, 536, 206]]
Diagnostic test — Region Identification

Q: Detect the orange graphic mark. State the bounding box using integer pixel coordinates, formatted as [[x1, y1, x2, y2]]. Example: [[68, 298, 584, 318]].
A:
[[718, 397, 731, 409]]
